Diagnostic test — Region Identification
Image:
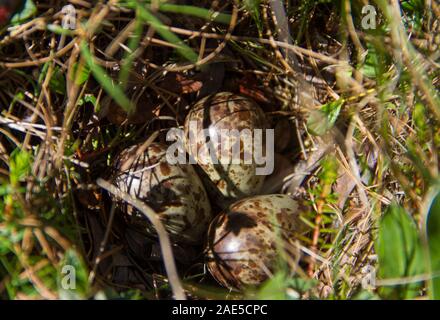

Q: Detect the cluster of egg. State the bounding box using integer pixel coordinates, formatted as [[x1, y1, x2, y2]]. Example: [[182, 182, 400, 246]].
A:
[[109, 92, 304, 290]]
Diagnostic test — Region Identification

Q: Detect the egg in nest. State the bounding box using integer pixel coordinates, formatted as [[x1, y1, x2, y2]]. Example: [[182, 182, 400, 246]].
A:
[[206, 194, 305, 289], [184, 92, 269, 205], [111, 142, 212, 244]]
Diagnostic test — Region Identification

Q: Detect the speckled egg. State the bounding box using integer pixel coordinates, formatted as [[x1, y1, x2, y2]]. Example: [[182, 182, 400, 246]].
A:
[[111, 142, 212, 244], [184, 92, 268, 205], [206, 194, 304, 290]]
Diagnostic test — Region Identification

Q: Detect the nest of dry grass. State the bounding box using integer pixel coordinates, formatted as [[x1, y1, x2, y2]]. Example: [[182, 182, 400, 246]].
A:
[[0, 0, 439, 300]]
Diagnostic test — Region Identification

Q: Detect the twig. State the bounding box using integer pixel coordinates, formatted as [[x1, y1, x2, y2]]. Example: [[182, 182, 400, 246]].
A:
[[96, 178, 186, 300], [0, 40, 76, 68], [88, 204, 116, 284], [345, 120, 371, 211]]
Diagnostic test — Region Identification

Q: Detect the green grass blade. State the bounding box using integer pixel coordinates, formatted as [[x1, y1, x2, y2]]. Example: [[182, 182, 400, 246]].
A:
[[120, 1, 231, 24], [79, 41, 133, 113], [118, 13, 143, 88], [133, 4, 198, 62], [158, 4, 231, 24], [243, 0, 262, 34]]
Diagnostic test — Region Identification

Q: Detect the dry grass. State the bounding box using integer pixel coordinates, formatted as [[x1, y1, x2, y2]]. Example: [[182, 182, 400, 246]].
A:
[[0, 0, 439, 300]]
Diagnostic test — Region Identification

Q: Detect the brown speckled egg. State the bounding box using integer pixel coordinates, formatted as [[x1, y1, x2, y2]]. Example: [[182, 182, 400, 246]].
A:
[[206, 194, 304, 290], [111, 142, 212, 244], [184, 92, 267, 205]]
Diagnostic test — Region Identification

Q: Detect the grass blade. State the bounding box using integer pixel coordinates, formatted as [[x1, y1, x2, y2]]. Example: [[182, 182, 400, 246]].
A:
[[79, 41, 133, 113], [376, 205, 425, 299], [133, 3, 198, 62], [158, 3, 231, 24]]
